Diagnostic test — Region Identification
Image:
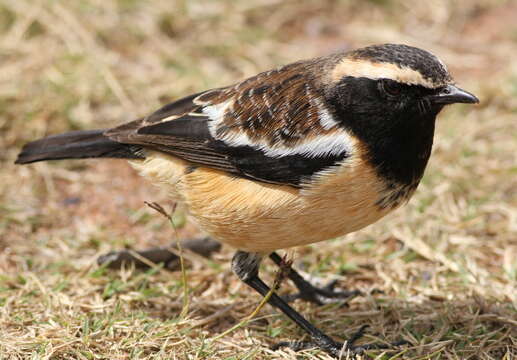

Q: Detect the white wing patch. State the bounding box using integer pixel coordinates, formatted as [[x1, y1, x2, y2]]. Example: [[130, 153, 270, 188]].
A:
[[203, 99, 234, 125], [318, 106, 339, 130], [219, 130, 356, 158], [208, 119, 355, 160], [203, 96, 355, 159]]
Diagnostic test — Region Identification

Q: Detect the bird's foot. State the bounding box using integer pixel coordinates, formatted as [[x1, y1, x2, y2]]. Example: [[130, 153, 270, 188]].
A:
[[283, 278, 362, 306], [272, 325, 409, 358], [269, 252, 362, 306]]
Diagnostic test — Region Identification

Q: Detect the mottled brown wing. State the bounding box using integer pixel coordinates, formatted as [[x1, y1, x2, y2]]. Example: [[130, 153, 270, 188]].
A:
[[106, 61, 351, 186], [191, 61, 332, 148]]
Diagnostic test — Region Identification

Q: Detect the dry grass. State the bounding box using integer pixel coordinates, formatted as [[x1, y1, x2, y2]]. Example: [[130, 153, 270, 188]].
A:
[[1, 0, 516, 359]]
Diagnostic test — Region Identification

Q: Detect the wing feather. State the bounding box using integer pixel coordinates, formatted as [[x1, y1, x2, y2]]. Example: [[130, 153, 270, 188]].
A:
[[106, 62, 353, 187]]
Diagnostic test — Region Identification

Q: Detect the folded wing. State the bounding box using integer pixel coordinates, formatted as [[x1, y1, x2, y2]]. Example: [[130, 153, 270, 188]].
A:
[[106, 62, 354, 187]]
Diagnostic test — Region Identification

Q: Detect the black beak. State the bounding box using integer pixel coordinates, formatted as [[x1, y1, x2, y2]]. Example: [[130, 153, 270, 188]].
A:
[[430, 84, 479, 105]]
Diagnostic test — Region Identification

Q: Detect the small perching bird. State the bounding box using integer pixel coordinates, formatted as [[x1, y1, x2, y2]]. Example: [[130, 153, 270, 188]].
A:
[[16, 44, 478, 357]]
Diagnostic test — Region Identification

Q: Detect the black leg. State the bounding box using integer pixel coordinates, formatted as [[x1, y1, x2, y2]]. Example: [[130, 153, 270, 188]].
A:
[[97, 237, 221, 270], [269, 252, 361, 305], [231, 251, 404, 358]]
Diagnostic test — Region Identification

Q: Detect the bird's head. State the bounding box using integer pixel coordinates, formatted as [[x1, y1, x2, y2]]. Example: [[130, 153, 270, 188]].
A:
[[325, 43, 478, 127], [323, 43, 479, 184]]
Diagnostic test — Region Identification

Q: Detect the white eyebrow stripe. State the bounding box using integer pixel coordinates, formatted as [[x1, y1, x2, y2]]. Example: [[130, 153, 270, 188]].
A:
[[332, 59, 440, 88]]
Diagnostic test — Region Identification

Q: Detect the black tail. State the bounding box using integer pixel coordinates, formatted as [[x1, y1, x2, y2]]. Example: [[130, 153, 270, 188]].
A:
[[15, 129, 144, 164]]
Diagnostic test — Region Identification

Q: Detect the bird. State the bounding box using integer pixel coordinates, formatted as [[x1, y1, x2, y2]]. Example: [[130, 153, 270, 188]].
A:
[[16, 43, 479, 357]]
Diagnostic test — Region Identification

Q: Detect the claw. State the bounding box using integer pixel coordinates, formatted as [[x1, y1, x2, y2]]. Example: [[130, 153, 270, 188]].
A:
[[272, 326, 409, 358], [268, 252, 363, 306], [283, 281, 362, 306], [347, 324, 369, 346], [322, 279, 339, 292]]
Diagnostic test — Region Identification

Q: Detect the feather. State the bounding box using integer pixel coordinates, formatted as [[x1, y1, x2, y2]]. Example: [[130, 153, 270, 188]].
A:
[[105, 61, 356, 187]]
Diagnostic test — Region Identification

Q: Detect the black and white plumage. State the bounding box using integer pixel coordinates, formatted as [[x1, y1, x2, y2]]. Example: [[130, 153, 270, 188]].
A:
[[104, 60, 355, 187], [17, 44, 475, 192], [16, 43, 479, 358]]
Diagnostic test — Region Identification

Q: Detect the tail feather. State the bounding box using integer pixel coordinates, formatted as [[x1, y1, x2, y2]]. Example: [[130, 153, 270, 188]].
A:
[[15, 129, 144, 164]]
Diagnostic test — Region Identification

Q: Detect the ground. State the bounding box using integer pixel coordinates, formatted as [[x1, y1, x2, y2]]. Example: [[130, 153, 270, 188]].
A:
[[0, 0, 516, 359]]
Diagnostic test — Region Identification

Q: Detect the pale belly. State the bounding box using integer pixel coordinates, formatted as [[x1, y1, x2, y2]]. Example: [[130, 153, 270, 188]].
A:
[[130, 152, 407, 253]]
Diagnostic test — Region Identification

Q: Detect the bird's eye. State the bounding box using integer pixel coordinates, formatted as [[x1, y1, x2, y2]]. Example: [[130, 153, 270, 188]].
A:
[[380, 79, 403, 97]]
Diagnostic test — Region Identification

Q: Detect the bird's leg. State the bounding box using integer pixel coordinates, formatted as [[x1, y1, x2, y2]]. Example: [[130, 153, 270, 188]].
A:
[[269, 252, 361, 305], [232, 251, 403, 358], [97, 237, 221, 270]]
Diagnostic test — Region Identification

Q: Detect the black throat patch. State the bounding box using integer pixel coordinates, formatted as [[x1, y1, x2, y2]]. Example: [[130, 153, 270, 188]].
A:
[[325, 76, 441, 195]]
